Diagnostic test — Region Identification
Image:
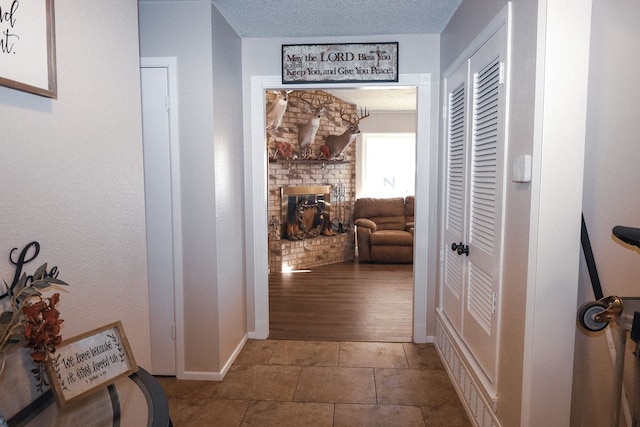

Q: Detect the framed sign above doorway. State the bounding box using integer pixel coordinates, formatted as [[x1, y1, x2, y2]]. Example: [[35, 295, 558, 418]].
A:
[[282, 42, 398, 84]]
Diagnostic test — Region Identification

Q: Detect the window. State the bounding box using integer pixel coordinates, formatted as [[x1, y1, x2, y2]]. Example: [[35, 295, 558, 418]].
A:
[[357, 133, 416, 198]]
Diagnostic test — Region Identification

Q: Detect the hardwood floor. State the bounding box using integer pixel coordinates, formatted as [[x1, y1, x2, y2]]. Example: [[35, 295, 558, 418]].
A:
[[269, 261, 414, 342]]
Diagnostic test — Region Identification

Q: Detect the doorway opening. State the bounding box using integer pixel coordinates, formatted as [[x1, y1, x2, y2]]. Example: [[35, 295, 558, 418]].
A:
[[265, 87, 417, 342], [247, 74, 435, 344]]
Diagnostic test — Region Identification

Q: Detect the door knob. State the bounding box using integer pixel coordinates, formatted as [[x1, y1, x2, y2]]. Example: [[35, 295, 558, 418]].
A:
[[457, 244, 469, 256], [451, 242, 469, 256]]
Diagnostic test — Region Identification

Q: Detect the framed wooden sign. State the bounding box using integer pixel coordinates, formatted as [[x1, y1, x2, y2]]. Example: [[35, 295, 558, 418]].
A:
[[0, 0, 57, 98], [48, 321, 138, 407], [282, 42, 398, 84]]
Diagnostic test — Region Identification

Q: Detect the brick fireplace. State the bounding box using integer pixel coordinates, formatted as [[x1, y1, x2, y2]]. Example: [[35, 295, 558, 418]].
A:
[[267, 90, 357, 272], [269, 183, 354, 272]]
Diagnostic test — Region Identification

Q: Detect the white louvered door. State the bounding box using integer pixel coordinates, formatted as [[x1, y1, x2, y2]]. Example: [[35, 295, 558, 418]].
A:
[[442, 62, 469, 337], [463, 26, 506, 383], [441, 23, 507, 384]]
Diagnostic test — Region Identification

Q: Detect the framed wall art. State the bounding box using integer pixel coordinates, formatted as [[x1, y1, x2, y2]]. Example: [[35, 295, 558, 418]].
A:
[[0, 0, 57, 98], [282, 42, 398, 84], [48, 321, 138, 407]]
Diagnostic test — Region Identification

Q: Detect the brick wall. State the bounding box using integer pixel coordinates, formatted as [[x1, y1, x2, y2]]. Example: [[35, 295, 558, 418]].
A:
[[267, 90, 358, 271], [269, 233, 355, 273]]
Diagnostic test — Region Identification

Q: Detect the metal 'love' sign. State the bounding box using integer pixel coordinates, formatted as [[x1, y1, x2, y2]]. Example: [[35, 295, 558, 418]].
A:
[[0, 241, 61, 300]]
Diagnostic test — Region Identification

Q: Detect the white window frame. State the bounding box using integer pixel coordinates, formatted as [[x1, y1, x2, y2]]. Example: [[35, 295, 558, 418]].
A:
[[356, 132, 416, 199]]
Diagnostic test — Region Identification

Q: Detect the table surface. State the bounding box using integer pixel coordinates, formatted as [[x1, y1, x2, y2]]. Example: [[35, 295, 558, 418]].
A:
[[8, 368, 171, 427]]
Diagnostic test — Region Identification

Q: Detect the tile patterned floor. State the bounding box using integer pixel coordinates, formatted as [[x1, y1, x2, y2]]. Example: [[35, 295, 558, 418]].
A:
[[156, 340, 471, 426]]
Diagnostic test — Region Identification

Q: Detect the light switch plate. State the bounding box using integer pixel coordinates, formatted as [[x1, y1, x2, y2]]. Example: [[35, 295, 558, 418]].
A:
[[512, 154, 532, 183]]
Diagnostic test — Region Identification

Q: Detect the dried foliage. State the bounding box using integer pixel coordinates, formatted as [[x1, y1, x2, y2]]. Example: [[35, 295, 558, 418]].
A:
[[0, 264, 68, 390]]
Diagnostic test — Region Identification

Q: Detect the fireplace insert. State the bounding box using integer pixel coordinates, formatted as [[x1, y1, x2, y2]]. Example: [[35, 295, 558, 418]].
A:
[[281, 185, 333, 240]]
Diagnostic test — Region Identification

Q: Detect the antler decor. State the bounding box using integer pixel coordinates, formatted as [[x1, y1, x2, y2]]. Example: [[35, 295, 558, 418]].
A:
[[321, 106, 370, 160], [297, 94, 332, 159], [266, 90, 294, 133]]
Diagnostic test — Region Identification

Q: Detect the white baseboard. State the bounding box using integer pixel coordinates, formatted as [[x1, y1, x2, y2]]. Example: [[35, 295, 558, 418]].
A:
[[177, 334, 248, 381], [249, 321, 269, 339], [413, 323, 429, 343]]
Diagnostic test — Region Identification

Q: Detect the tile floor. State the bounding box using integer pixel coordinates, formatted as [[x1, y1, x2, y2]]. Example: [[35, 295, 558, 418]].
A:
[[156, 340, 471, 426]]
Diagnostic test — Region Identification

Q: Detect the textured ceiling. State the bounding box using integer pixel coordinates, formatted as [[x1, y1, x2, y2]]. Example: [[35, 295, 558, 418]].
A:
[[209, 0, 461, 38], [212, 0, 460, 110], [139, 0, 461, 110]]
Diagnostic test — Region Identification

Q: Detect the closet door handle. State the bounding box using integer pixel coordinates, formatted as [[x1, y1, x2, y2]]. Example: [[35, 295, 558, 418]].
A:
[[457, 244, 469, 256], [451, 242, 469, 256]]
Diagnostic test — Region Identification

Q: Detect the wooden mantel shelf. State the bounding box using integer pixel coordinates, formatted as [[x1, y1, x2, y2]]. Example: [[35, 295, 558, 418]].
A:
[[268, 159, 351, 164]]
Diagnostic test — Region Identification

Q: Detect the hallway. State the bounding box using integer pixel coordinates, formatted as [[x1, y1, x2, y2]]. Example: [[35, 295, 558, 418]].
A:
[[158, 339, 471, 426]]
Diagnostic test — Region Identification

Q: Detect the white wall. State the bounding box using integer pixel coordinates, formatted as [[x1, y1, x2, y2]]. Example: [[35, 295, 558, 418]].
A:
[[359, 111, 416, 134], [138, 1, 246, 375], [139, 0, 218, 373], [0, 0, 150, 413], [572, 1, 640, 425], [440, 3, 531, 424], [441, 0, 592, 425], [210, 4, 247, 370], [242, 34, 439, 78], [241, 34, 440, 337]]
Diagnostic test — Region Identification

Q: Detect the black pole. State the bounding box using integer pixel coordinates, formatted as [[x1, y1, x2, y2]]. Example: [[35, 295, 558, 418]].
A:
[[581, 213, 604, 300]]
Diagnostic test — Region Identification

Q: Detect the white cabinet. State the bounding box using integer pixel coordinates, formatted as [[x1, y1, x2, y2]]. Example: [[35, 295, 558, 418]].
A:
[[441, 21, 509, 385]]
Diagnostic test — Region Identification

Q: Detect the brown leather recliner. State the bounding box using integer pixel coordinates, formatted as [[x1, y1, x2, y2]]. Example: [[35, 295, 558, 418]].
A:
[[353, 196, 414, 263]]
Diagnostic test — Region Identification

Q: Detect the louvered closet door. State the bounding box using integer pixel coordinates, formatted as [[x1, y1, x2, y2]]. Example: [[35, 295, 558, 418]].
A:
[[441, 62, 470, 336], [462, 25, 507, 383]]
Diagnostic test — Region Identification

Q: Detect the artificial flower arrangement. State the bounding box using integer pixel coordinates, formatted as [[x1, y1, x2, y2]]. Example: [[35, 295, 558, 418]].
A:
[[0, 264, 68, 391]]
